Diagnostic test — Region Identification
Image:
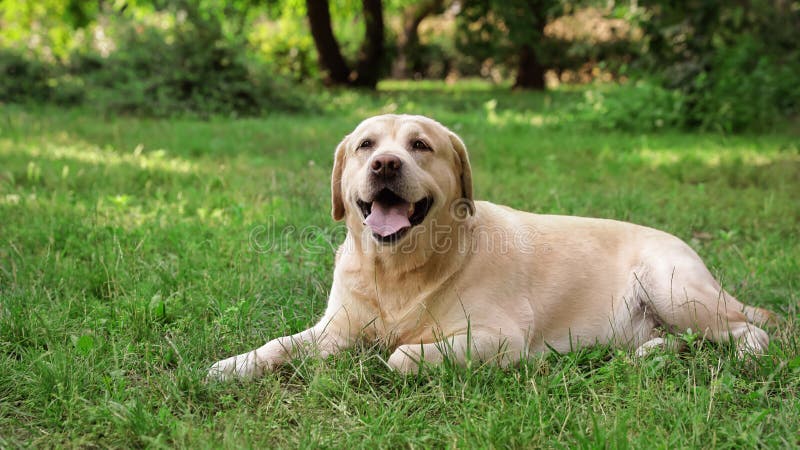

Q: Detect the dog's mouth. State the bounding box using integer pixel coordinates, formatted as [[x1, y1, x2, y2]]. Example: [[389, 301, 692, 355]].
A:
[[357, 189, 433, 244]]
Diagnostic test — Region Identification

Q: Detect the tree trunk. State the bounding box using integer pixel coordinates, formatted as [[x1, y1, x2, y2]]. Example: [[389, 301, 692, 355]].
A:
[[514, 43, 546, 90], [352, 0, 385, 88], [510, 0, 553, 90], [393, 0, 443, 79], [306, 0, 384, 88], [306, 0, 350, 85]]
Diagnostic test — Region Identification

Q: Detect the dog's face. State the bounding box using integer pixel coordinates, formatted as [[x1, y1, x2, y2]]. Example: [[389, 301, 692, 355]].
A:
[[331, 115, 473, 245]]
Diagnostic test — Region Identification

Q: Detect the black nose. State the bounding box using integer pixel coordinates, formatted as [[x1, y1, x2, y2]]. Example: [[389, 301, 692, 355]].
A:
[[371, 154, 403, 179]]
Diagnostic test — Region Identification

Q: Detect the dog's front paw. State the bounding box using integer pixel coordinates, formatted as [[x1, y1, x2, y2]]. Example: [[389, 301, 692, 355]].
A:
[[387, 346, 423, 374], [206, 352, 261, 382]]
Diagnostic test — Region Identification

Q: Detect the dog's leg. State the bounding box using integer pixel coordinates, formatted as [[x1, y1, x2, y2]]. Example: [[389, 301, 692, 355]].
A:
[[646, 244, 771, 357], [661, 286, 770, 357], [387, 332, 526, 374], [634, 336, 687, 357], [207, 317, 353, 381]]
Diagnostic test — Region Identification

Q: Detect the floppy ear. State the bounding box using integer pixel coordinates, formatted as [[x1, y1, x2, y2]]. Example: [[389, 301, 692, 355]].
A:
[[331, 135, 349, 221], [449, 132, 475, 215]]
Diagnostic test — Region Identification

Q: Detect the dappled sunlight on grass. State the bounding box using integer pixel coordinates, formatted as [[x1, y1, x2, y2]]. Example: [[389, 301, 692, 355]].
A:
[[92, 196, 260, 231], [631, 145, 798, 169], [0, 90, 798, 448], [379, 79, 512, 92], [0, 116, 333, 231], [1, 137, 197, 175], [483, 98, 559, 128], [95, 193, 190, 231]]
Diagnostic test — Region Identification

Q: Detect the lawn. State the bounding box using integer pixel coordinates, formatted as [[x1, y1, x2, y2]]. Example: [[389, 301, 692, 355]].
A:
[[1, 81, 798, 448]]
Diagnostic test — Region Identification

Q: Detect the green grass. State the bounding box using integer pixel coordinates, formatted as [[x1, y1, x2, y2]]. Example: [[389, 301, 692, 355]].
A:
[[1, 81, 799, 448]]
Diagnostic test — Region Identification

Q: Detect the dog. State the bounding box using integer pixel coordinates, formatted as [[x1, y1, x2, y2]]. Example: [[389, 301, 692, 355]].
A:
[[207, 114, 773, 380]]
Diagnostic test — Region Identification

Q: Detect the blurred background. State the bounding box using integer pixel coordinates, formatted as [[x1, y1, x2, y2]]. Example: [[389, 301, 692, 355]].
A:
[[1, 4, 799, 446], [1, 0, 798, 132]]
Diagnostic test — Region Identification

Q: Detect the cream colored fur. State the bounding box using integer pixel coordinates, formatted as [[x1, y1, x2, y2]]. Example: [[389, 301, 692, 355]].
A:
[[208, 114, 772, 380]]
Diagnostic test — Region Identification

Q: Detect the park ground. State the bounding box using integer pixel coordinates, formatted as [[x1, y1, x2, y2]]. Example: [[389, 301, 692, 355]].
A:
[[1, 81, 799, 448]]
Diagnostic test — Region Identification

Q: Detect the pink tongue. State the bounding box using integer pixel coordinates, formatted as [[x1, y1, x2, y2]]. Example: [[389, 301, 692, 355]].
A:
[[365, 201, 412, 237]]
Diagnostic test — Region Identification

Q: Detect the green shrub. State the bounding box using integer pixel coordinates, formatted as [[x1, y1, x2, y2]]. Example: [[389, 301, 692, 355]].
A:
[[567, 38, 800, 133], [568, 79, 686, 131], [1, 6, 310, 117], [74, 10, 309, 117], [685, 37, 800, 132], [635, 1, 800, 132], [250, 16, 319, 82], [0, 49, 85, 106], [0, 50, 53, 103]]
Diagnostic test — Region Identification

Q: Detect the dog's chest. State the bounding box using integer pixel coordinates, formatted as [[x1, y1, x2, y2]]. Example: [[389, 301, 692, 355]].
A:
[[345, 272, 445, 346]]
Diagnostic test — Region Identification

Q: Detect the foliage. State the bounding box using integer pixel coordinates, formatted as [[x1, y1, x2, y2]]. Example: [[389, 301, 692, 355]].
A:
[[1, 0, 799, 128], [1, 82, 798, 446], [0, 50, 53, 103], [568, 79, 686, 131], [456, 0, 562, 66], [405, 32, 455, 79], [0, 1, 309, 116], [634, 0, 800, 131], [0, 0, 100, 60], [684, 37, 800, 132], [77, 7, 307, 116], [250, 13, 320, 81]]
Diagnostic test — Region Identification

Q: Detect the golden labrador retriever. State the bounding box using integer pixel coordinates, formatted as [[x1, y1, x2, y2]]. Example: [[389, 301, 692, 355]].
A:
[[208, 114, 772, 380]]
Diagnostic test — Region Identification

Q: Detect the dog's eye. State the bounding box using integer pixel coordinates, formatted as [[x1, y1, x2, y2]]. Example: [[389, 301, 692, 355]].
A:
[[411, 139, 431, 151], [359, 139, 373, 149]]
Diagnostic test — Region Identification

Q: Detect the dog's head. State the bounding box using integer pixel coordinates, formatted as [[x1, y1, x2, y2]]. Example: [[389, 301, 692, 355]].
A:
[[331, 114, 473, 246]]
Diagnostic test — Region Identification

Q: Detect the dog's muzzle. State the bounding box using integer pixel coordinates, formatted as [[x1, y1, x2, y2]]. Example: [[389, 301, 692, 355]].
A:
[[357, 189, 433, 244]]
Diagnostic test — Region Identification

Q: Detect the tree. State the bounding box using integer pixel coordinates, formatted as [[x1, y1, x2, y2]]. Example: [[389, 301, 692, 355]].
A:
[[458, 0, 562, 89], [392, 0, 445, 79], [509, 1, 553, 89], [305, 0, 385, 88]]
